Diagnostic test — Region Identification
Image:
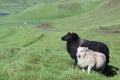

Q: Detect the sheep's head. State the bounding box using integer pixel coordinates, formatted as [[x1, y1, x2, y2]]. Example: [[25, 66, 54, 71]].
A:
[[77, 47, 88, 53], [76, 47, 88, 58], [61, 32, 79, 41]]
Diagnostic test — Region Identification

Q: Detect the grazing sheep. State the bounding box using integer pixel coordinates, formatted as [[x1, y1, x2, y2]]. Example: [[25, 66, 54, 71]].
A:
[[77, 47, 106, 74], [61, 32, 109, 73]]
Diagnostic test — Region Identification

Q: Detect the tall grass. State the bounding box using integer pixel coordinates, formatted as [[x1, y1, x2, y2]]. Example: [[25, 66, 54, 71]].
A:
[[0, 24, 120, 80]]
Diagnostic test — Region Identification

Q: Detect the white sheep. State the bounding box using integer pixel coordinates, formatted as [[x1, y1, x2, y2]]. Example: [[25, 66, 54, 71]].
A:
[[76, 47, 106, 74]]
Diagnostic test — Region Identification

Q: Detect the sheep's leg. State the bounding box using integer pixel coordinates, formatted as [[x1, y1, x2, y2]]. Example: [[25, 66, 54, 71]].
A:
[[73, 60, 77, 69], [99, 64, 106, 74], [88, 66, 92, 74], [82, 68, 85, 72], [102, 62, 108, 74]]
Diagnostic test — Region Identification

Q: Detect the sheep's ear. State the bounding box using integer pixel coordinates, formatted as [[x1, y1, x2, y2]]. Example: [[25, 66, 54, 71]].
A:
[[70, 32, 75, 35], [86, 47, 89, 50], [78, 47, 82, 51], [83, 47, 86, 50], [68, 32, 72, 35]]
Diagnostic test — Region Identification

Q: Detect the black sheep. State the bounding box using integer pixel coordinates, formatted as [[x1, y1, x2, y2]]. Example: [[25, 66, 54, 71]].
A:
[[61, 32, 109, 73]]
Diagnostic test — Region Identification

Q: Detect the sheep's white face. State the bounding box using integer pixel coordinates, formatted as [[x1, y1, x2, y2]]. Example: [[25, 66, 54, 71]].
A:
[[76, 47, 88, 59]]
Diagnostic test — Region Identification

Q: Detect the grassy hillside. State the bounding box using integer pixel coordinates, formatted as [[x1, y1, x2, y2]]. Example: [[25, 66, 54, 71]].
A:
[[0, 23, 120, 80], [53, 0, 120, 31], [0, 24, 120, 80], [0, 0, 120, 80], [14, 0, 107, 19], [0, 0, 59, 14]]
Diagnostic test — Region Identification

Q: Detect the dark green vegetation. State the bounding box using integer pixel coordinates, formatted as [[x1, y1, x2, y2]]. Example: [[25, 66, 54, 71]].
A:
[[0, 0, 59, 14], [0, 0, 120, 80]]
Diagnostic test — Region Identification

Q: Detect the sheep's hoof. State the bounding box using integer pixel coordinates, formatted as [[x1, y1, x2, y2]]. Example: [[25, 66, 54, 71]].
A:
[[73, 66, 76, 69]]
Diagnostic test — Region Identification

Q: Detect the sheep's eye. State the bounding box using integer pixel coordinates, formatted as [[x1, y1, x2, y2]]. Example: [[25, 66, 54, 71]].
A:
[[81, 50, 84, 52], [78, 55, 81, 58]]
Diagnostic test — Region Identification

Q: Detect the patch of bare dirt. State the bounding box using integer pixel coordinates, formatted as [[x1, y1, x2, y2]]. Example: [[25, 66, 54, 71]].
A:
[[58, 1, 80, 10], [37, 23, 53, 29], [37, 23, 59, 32], [102, 0, 120, 9], [97, 24, 120, 34]]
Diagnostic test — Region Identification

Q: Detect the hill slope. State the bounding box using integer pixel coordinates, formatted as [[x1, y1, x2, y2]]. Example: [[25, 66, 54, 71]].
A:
[[0, 0, 59, 14], [0, 0, 120, 80], [15, 0, 107, 19], [53, 0, 120, 31]]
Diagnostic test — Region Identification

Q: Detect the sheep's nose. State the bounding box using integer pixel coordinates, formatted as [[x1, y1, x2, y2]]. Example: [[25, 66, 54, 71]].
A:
[[61, 37, 64, 41]]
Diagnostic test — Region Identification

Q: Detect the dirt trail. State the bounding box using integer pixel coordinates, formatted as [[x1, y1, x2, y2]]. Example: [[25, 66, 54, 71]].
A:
[[37, 23, 60, 32]]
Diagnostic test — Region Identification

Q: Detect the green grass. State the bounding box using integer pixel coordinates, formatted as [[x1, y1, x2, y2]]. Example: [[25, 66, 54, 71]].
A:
[[0, 25, 120, 80], [0, 0, 59, 14], [12, 0, 106, 19], [0, 0, 120, 80], [53, 1, 120, 31]]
